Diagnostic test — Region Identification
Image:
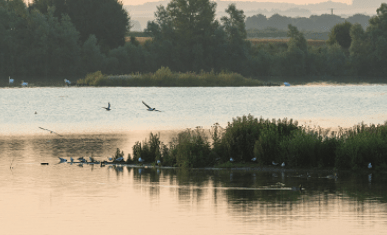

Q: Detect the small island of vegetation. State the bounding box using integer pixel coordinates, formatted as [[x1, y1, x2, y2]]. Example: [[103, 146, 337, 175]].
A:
[[110, 114, 387, 171]]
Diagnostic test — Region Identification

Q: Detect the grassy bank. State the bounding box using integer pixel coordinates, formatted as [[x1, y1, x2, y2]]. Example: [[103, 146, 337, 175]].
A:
[[76, 67, 277, 87], [111, 114, 387, 170]]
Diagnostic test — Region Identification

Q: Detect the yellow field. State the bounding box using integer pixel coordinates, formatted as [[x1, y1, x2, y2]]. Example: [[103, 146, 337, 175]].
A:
[[126, 37, 326, 47]]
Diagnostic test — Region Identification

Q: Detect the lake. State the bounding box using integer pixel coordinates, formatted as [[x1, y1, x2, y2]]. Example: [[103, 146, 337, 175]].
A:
[[1, 85, 387, 234]]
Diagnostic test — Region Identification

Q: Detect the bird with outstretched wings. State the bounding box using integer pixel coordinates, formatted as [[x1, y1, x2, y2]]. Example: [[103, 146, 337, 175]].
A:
[[142, 101, 161, 112], [102, 102, 111, 111]]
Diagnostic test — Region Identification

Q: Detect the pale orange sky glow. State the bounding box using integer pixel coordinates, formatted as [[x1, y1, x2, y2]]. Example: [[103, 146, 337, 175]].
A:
[[122, 0, 352, 6]]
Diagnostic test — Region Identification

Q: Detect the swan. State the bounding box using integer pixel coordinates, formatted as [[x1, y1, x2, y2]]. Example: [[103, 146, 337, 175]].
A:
[[102, 102, 111, 111], [142, 101, 161, 112]]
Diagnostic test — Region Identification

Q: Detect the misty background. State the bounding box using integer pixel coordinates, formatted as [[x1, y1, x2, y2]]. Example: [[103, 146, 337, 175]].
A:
[[126, 0, 383, 32]]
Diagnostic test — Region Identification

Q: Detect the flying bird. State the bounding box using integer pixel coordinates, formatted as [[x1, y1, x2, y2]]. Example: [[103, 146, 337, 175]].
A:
[[102, 102, 111, 111], [39, 127, 62, 136], [142, 101, 161, 112]]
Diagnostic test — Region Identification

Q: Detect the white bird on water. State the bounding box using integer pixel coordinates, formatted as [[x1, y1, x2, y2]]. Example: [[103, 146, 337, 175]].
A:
[[102, 102, 111, 111], [272, 161, 279, 166], [230, 158, 234, 162], [21, 80, 28, 86], [9, 76, 14, 84], [64, 79, 71, 85], [142, 101, 161, 112], [368, 163, 372, 169], [251, 157, 257, 162], [281, 162, 285, 167], [138, 157, 145, 163]]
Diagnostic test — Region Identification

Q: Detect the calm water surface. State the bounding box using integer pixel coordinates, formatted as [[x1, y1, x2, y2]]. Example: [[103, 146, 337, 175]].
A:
[[1, 85, 387, 234]]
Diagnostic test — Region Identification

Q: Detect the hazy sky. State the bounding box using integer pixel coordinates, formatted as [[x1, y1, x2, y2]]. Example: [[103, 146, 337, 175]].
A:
[[122, 0, 352, 6]]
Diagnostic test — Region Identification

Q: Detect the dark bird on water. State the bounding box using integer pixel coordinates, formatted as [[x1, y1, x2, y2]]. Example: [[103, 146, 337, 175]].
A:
[[102, 102, 111, 111], [142, 101, 161, 112]]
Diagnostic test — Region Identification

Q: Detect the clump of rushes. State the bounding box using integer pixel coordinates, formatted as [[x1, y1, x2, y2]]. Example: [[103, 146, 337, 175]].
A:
[[76, 67, 275, 87], [132, 133, 162, 163], [114, 115, 387, 170]]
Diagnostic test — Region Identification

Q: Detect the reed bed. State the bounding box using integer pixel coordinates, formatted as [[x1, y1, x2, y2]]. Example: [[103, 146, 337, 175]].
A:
[[76, 67, 276, 87], [118, 114, 387, 170]]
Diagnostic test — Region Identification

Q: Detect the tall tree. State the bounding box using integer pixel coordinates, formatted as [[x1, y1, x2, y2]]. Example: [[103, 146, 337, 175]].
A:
[[147, 0, 218, 71], [327, 21, 352, 49], [30, 0, 130, 52], [221, 4, 246, 44]]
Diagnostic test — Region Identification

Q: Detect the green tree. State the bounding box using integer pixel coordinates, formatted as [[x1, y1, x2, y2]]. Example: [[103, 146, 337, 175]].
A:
[[81, 34, 105, 74], [31, 0, 130, 52], [221, 4, 246, 44], [349, 23, 371, 75], [284, 24, 307, 75], [327, 21, 352, 49], [147, 0, 218, 72]]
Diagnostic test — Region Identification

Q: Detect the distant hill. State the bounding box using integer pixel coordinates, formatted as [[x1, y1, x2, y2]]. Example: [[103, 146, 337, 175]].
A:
[[125, 1, 378, 31], [246, 13, 371, 32]]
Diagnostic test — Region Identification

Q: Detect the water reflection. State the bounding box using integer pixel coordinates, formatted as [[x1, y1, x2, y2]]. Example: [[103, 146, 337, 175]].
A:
[[2, 135, 387, 235]]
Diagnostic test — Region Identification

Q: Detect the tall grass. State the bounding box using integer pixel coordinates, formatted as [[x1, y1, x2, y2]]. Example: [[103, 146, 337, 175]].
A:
[[76, 67, 275, 87], [117, 115, 387, 170]]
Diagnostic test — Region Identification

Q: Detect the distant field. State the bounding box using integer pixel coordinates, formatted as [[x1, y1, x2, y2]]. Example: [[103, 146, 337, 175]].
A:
[[247, 38, 326, 47], [126, 37, 326, 47]]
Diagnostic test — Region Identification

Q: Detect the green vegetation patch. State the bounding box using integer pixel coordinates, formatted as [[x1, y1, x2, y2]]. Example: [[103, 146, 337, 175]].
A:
[[76, 68, 276, 87], [118, 114, 387, 170]]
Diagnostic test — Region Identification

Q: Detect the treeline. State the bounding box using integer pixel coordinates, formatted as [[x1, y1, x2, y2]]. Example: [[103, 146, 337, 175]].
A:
[[114, 114, 387, 170], [245, 13, 370, 31], [2, 0, 387, 81]]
